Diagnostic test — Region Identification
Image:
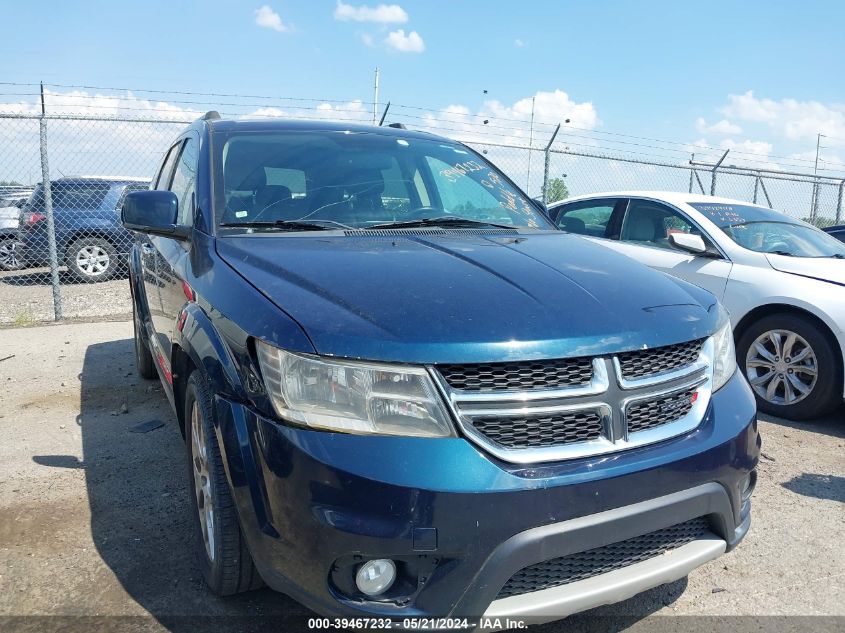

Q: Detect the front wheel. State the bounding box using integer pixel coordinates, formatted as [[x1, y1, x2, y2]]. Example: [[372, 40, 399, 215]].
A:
[[185, 370, 263, 595], [737, 313, 841, 420], [132, 299, 156, 380]]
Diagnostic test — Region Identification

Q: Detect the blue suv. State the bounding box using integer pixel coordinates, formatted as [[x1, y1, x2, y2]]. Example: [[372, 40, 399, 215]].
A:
[[19, 177, 149, 281], [121, 113, 759, 623]]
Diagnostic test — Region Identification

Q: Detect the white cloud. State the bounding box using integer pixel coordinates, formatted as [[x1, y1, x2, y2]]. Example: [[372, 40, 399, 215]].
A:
[[514, 38, 525, 48], [720, 91, 845, 144], [254, 5, 289, 33], [416, 90, 599, 149], [334, 2, 408, 23], [695, 117, 742, 135], [384, 29, 425, 53]]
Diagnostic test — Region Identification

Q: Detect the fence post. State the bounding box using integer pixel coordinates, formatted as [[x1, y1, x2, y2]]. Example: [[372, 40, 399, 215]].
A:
[[752, 174, 759, 204], [688, 153, 694, 193], [39, 83, 62, 321], [837, 180, 844, 224], [710, 149, 729, 196], [542, 124, 561, 205], [810, 177, 820, 224]]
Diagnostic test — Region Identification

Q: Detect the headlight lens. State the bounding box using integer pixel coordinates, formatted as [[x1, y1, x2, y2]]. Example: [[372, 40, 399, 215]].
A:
[[711, 317, 737, 392], [255, 340, 454, 437]]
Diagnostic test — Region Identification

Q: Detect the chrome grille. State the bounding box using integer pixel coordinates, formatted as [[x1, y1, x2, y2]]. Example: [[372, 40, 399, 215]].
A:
[[497, 517, 710, 598], [433, 338, 711, 463], [436, 358, 593, 392], [626, 389, 697, 433], [470, 410, 603, 448], [616, 339, 704, 380]]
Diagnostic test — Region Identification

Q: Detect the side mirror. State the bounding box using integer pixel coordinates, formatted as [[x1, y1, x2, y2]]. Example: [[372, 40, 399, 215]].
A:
[[121, 190, 189, 240], [669, 232, 707, 254]]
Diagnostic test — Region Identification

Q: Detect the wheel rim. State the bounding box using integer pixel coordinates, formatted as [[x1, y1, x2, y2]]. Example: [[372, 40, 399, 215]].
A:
[[745, 329, 818, 406], [75, 244, 110, 276], [191, 402, 215, 561], [0, 239, 22, 268]]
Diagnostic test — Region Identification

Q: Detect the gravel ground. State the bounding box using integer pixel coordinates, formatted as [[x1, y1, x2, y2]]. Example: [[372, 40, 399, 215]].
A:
[[0, 268, 130, 325], [0, 322, 843, 633]]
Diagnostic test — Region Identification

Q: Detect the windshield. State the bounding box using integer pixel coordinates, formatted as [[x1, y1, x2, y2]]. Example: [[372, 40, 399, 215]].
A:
[[689, 202, 845, 258], [213, 130, 551, 230]]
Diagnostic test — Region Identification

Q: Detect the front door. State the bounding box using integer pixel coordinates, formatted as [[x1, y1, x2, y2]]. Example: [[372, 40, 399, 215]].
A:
[[606, 198, 733, 300]]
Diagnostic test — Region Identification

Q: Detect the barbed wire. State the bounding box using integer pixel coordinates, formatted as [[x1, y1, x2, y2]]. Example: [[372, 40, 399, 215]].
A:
[[0, 81, 841, 176]]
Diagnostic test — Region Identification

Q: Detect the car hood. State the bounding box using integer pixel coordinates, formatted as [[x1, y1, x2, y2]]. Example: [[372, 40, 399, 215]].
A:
[[766, 253, 845, 287], [217, 232, 719, 364]]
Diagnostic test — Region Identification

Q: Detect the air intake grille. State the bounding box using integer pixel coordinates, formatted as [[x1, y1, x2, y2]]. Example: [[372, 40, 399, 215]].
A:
[[617, 339, 704, 380], [470, 410, 603, 449], [436, 358, 593, 392], [497, 517, 710, 599], [626, 389, 697, 433]]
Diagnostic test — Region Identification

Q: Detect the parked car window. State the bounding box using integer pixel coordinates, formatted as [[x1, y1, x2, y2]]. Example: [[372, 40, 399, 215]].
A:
[[423, 156, 505, 217], [621, 200, 705, 250], [215, 132, 551, 229], [555, 200, 617, 237], [24, 182, 110, 211], [169, 137, 198, 225], [688, 201, 845, 257], [155, 142, 183, 191]]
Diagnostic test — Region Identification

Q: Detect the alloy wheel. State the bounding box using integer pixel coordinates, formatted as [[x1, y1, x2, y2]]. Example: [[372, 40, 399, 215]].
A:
[[0, 238, 23, 270], [75, 244, 111, 277], [745, 329, 818, 406], [191, 402, 215, 561]]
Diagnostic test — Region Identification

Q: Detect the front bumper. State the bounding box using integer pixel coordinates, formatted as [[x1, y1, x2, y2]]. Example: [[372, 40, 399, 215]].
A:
[[213, 370, 759, 619]]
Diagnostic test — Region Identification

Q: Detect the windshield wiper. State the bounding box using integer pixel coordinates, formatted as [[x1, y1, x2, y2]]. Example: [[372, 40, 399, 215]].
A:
[[769, 250, 794, 256], [366, 217, 517, 230], [219, 219, 351, 231]]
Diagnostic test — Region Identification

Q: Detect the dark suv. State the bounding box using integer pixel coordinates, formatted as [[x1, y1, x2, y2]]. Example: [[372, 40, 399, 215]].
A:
[[19, 177, 149, 281], [121, 113, 759, 623]]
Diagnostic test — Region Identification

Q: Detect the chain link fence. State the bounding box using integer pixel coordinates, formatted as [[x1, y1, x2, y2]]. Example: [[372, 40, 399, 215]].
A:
[[1, 109, 843, 326], [0, 113, 188, 325]]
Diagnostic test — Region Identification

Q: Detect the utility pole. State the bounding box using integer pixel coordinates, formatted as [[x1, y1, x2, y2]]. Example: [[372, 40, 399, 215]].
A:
[[372, 67, 380, 124], [811, 132, 826, 222], [526, 96, 536, 193]]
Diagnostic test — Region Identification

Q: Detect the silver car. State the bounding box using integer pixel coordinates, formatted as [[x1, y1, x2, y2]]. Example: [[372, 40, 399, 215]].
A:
[[549, 191, 845, 420], [0, 193, 28, 271]]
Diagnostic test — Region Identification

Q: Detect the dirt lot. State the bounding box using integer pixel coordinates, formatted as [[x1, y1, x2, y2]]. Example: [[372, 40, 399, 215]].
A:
[[0, 322, 843, 632], [0, 268, 130, 325]]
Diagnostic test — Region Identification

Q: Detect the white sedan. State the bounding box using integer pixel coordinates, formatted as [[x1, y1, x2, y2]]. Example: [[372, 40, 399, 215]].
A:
[[548, 191, 845, 420]]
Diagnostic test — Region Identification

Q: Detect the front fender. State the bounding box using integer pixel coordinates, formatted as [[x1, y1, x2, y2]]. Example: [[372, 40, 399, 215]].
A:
[[175, 302, 246, 401]]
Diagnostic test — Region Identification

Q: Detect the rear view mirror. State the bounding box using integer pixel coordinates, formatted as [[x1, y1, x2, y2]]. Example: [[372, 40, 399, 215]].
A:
[[121, 190, 189, 240], [669, 232, 707, 254]]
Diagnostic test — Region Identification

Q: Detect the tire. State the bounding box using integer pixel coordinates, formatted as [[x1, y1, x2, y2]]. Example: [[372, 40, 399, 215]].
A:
[[132, 299, 157, 380], [737, 313, 841, 420], [65, 236, 118, 283], [0, 236, 24, 271], [184, 370, 263, 595]]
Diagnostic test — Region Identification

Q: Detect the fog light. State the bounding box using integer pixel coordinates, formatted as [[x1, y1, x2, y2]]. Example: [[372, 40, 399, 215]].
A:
[[355, 559, 397, 597]]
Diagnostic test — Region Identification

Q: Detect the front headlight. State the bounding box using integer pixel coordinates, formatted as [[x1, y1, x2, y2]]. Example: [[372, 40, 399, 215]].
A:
[[711, 314, 737, 392], [255, 340, 455, 437]]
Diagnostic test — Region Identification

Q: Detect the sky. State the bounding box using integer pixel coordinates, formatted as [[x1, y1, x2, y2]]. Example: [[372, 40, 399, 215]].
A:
[[1, 0, 844, 180]]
